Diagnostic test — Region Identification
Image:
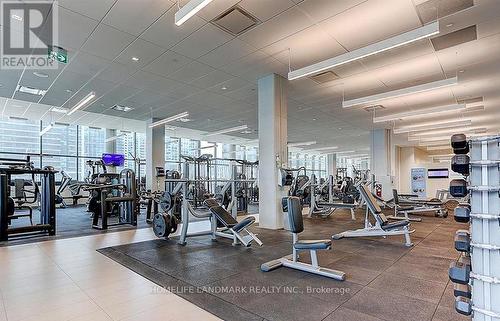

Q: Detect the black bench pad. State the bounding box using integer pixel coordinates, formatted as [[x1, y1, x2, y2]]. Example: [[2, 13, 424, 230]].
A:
[[294, 240, 331, 250]]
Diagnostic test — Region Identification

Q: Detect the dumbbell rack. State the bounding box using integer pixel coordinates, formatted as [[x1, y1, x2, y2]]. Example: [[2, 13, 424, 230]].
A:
[[451, 135, 500, 320]]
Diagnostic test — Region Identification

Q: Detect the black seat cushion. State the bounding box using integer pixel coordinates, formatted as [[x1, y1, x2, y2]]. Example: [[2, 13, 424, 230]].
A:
[[232, 216, 255, 232], [381, 220, 410, 231], [294, 240, 331, 250], [208, 206, 238, 227]]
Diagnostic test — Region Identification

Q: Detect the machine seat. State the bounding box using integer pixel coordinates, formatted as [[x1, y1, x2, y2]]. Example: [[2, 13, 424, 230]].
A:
[[233, 216, 255, 232], [381, 220, 410, 231], [294, 240, 331, 250]]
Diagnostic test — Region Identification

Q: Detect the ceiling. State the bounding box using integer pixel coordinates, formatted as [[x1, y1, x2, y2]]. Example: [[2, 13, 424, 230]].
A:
[[0, 0, 499, 154]]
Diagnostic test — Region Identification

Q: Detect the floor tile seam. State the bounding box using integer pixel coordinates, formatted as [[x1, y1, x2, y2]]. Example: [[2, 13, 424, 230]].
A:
[[99, 248, 266, 321], [37, 244, 120, 321]]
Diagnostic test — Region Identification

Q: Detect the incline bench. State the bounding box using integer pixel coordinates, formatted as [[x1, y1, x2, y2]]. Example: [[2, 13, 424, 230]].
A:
[[333, 184, 414, 247]]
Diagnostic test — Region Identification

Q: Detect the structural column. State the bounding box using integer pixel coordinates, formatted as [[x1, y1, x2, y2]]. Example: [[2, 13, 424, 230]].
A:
[[105, 129, 117, 173], [327, 153, 337, 177], [370, 128, 395, 199], [146, 119, 165, 191], [258, 74, 288, 229]]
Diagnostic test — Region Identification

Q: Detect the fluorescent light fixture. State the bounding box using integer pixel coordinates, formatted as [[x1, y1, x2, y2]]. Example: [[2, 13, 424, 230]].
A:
[[419, 140, 450, 147], [410, 127, 487, 138], [16, 85, 47, 96], [33, 72, 49, 78], [343, 77, 458, 108], [288, 141, 317, 147], [105, 133, 126, 143], [289, 22, 439, 80], [373, 103, 466, 123], [313, 146, 339, 151], [409, 135, 454, 142], [149, 112, 189, 128], [39, 123, 54, 136], [393, 119, 471, 134], [67, 92, 96, 115], [191, 144, 217, 151], [175, 0, 214, 26], [205, 125, 249, 137], [427, 145, 451, 151], [50, 106, 68, 114]]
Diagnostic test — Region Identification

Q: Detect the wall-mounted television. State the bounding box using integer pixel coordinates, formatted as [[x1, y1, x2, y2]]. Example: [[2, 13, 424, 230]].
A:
[[428, 168, 449, 179], [102, 153, 125, 166]]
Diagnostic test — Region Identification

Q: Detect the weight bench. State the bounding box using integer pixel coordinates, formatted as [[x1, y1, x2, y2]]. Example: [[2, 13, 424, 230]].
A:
[[333, 184, 414, 247], [388, 189, 445, 221], [261, 196, 345, 280], [204, 198, 262, 247]]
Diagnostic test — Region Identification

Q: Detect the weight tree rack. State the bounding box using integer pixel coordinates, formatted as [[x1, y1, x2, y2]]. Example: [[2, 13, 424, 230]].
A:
[[449, 134, 500, 321]]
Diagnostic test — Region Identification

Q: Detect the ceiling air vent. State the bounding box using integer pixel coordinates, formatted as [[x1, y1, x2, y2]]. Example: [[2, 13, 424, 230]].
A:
[[416, 0, 474, 24], [211, 6, 259, 36], [464, 105, 484, 113], [431, 25, 477, 51], [310, 71, 339, 84]]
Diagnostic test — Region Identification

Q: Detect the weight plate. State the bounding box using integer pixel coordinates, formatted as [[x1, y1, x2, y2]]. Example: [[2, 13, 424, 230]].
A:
[[153, 213, 167, 238]]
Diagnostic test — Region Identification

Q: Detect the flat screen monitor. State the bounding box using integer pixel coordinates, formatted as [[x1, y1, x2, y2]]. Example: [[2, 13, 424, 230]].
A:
[[102, 153, 125, 167], [428, 168, 449, 179]]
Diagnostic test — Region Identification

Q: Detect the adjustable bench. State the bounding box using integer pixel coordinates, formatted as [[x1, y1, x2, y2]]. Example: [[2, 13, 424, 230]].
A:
[[261, 196, 345, 280], [333, 184, 414, 247], [388, 189, 446, 221], [204, 198, 262, 247]]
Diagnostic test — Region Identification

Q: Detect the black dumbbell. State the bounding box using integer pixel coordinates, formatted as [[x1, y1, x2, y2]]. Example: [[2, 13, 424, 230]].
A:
[[454, 230, 471, 252], [451, 134, 470, 154], [450, 179, 468, 197], [454, 283, 471, 299], [451, 154, 470, 175], [449, 258, 471, 285], [454, 205, 471, 223], [455, 297, 473, 316]]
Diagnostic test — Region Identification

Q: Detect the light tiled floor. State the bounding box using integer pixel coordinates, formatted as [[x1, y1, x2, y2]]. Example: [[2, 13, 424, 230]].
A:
[[0, 227, 222, 321]]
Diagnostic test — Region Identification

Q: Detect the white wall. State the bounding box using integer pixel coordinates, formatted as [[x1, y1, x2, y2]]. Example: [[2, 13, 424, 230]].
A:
[[398, 147, 452, 198]]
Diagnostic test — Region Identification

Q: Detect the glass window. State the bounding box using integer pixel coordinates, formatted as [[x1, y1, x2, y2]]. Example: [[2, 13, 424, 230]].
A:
[[79, 126, 106, 157], [115, 130, 136, 171], [180, 138, 199, 157], [0, 117, 40, 154], [42, 156, 77, 181], [165, 137, 180, 162]]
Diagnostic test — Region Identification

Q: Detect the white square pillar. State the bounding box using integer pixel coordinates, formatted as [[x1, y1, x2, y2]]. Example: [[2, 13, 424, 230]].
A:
[[258, 74, 288, 230], [146, 119, 165, 191]]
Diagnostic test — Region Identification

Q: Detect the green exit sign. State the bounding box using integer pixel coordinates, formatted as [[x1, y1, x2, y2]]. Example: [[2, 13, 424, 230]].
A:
[[48, 46, 68, 64]]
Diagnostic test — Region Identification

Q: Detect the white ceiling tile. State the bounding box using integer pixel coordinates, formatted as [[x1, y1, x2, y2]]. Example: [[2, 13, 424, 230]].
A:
[[58, 0, 115, 21], [238, 7, 313, 49], [81, 24, 136, 60], [320, 0, 422, 51], [171, 24, 233, 59], [262, 24, 346, 69], [198, 38, 256, 68], [194, 0, 241, 21], [142, 50, 193, 77], [369, 54, 444, 86], [56, 6, 99, 51], [103, 0, 174, 36], [64, 51, 110, 77], [168, 61, 216, 83], [115, 38, 166, 68], [239, 0, 295, 22], [140, 5, 206, 49], [189, 70, 234, 89], [298, 0, 366, 22]]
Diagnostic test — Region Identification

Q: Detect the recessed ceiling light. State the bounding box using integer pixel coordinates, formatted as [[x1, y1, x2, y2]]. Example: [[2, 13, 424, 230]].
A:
[[33, 71, 49, 78], [11, 14, 23, 21], [65, 89, 73, 93], [111, 104, 134, 112], [446, 23, 454, 27], [131, 57, 140, 62], [312, 118, 317, 121], [16, 85, 47, 96], [459, 70, 465, 73], [178, 117, 191, 122], [221, 86, 227, 90], [240, 130, 252, 134]]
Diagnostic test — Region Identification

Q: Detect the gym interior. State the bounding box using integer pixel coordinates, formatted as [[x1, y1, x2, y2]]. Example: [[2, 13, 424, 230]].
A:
[[0, 0, 498, 320]]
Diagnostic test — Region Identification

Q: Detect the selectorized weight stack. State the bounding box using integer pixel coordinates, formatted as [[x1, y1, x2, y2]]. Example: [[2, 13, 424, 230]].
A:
[[449, 134, 500, 320]]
